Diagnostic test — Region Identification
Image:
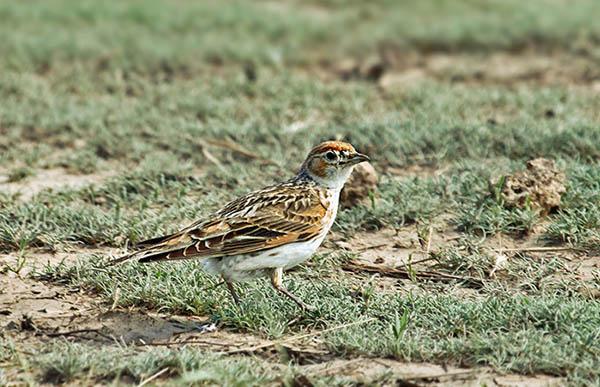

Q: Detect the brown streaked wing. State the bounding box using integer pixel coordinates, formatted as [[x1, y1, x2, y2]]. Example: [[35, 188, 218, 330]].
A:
[[131, 184, 328, 263]]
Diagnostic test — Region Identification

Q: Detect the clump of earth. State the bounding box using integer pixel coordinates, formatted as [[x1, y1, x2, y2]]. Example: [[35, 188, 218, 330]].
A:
[[493, 158, 566, 214]]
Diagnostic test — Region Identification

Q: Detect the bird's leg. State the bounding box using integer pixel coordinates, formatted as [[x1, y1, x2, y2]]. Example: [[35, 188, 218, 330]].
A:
[[270, 267, 315, 311], [223, 277, 241, 307]]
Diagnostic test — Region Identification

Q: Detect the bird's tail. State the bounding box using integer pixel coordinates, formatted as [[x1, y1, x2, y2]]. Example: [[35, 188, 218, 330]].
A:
[[132, 233, 177, 249], [106, 251, 138, 266], [106, 231, 195, 266]]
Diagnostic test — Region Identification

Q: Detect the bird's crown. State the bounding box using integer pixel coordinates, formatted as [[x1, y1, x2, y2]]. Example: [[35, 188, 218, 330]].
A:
[[307, 141, 357, 156]]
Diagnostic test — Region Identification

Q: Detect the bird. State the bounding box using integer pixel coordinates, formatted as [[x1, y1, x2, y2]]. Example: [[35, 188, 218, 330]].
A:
[[110, 141, 370, 310]]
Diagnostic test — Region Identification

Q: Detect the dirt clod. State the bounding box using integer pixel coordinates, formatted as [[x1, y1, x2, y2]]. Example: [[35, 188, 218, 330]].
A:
[[336, 56, 387, 82], [378, 69, 427, 92], [20, 314, 37, 331], [495, 158, 566, 213], [341, 162, 378, 208]]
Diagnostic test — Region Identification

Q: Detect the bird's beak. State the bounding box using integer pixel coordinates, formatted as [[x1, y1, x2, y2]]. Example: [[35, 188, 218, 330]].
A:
[[349, 152, 370, 165]]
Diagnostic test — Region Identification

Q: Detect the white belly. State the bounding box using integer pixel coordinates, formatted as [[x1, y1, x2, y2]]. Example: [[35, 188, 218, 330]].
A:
[[202, 235, 325, 282]]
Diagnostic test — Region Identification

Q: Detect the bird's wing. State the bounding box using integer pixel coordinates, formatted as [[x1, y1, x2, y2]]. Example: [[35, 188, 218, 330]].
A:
[[109, 183, 329, 265]]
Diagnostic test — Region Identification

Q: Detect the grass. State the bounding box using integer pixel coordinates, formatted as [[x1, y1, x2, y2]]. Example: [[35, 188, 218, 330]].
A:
[[3, 76, 600, 171], [3, 0, 600, 74], [4, 292, 600, 385], [3, 340, 290, 386], [545, 164, 600, 249], [36, 254, 600, 384], [3, 0, 600, 385], [3, 159, 598, 251], [328, 296, 600, 380]]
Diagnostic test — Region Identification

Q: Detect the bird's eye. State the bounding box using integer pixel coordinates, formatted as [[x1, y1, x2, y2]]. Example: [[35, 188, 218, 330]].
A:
[[325, 151, 337, 161]]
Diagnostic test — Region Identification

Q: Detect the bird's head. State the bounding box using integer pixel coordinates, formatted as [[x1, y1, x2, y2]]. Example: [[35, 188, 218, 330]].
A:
[[299, 141, 370, 189]]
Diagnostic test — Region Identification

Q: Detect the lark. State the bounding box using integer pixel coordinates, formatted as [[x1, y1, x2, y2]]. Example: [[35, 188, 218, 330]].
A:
[[110, 141, 370, 310]]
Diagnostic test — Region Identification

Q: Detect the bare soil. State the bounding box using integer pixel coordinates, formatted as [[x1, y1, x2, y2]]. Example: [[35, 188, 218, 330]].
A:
[[0, 167, 116, 201], [324, 51, 600, 89], [1, 268, 565, 386]]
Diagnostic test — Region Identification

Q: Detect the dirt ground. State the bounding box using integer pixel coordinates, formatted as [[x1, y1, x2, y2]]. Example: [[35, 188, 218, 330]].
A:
[[1, 165, 584, 385], [5, 0, 600, 383], [1, 243, 567, 386]]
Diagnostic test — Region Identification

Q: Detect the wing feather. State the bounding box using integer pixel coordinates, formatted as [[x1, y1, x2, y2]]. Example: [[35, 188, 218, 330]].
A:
[[109, 183, 328, 265]]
